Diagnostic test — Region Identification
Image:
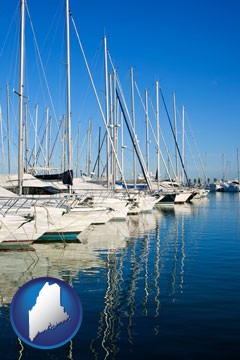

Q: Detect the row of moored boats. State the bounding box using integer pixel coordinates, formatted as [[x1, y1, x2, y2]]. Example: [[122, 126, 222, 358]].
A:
[[0, 174, 209, 247]]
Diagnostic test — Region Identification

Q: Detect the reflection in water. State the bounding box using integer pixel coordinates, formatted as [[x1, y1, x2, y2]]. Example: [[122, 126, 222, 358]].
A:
[[90, 249, 127, 360], [68, 340, 73, 360], [17, 338, 24, 360], [0, 219, 132, 307], [180, 214, 185, 294], [0, 250, 39, 306], [170, 209, 186, 302], [170, 212, 178, 303], [143, 233, 149, 316], [1, 195, 239, 359], [88, 209, 189, 359], [0, 203, 205, 359], [154, 220, 160, 335]]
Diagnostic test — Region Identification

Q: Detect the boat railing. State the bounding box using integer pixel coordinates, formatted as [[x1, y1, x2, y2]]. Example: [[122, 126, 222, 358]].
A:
[[0, 196, 34, 216], [0, 195, 74, 215]]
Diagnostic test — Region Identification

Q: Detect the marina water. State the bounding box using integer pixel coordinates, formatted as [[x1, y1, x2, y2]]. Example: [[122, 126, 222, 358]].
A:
[[0, 192, 240, 359]]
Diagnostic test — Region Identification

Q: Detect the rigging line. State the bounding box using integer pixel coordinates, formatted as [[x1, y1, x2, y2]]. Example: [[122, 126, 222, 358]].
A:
[[7, 96, 18, 167], [92, 131, 107, 174], [116, 90, 152, 190], [70, 14, 129, 194], [148, 94, 177, 179], [108, 52, 152, 190], [135, 82, 175, 181], [0, 3, 19, 57], [185, 126, 200, 180], [80, 40, 103, 111], [49, 116, 64, 162], [72, 123, 85, 175], [4, 8, 20, 86], [35, 123, 47, 165], [27, 107, 48, 169], [29, 109, 48, 165], [78, 132, 88, 168], [40, 0, 64, 64], [160, 88, 189, 185], [23, 106, 35, 167], [25, 3, 60, 132], [176, 108, 200, 179], [72, 130, 88, 175], [185, 111, 207, 182], [31, 110, 46, 164], [0, 106, 9, 139]]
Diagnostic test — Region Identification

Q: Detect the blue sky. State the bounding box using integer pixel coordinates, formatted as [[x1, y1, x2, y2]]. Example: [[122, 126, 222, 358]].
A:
[[0, 0, 240, 181]]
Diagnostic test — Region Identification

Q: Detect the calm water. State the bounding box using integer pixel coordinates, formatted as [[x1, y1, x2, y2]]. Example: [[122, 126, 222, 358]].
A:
[[0, 193, 240, 359]]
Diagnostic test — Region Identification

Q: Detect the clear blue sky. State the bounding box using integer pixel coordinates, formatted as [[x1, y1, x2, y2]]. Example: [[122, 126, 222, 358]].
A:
[[0, 0, 240, 181]]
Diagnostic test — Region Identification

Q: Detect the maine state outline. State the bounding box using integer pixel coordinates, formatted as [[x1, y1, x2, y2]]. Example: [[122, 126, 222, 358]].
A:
[[29, 282, 69, 341]]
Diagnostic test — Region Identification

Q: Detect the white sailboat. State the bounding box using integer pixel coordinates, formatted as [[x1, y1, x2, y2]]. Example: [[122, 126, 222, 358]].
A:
[[0, 185, 67, 246]]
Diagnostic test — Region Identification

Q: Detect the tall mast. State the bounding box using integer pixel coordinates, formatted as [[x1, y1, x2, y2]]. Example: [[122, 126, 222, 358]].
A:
[[103, 35, 110, 187], [18, 0, 25, 195], [172, 93, 178, 179], [66, 0, 72, 187], [112, 69, 117, 189], [109, 72, 113, 179], [181, 105, 185, 184], [237, 148, 239, 183], [145, 89, 149, 172], [204, 152, 207, 184], [62, 115, 66, 172], [97, 126, 101, 178], [130, 67, 137, 188], [120, 112, 125, 176], [86, 119, 92, 176], [34, 104, 38, 172], [156, 81, 160, 186], [0, 107, 4, 174], [45, 107, 49, 173], [6, 84, 11, 174], [48, 116, 52, 171], [222, 153, 224, 181], [76, 123, 80, 177], [24, 102, 28, 173]]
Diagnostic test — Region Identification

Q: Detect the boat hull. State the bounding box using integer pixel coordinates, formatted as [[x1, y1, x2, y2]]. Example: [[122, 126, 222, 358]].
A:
[[35, 231, 80, 243]]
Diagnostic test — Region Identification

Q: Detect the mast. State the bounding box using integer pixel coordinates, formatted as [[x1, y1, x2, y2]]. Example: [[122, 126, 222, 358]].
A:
[[72, 21, 129, 192], [156, 81, 160, 186], [48, 116, 52, 171], [160, 88, 189, 185], [18, 0, 25, 195], [76, 123, 80, 177], [145, 89, 149, 173], [34, 104, 38, 172], [6, 84, 11, 174], [66, 0, 72, 188], [130, 67, 137, 188], [103, 35, 110, 187], [109, 72, 113, 179], [86, 119, 92, 177], [45, 107, 49, 173], [62, 115, 66, 173], [112, 69, 117, 189], [97, 126, 101, 178], [222, 153, 224, 181], [24, 102, 28, 173], [117, 93, 153, 190], [237, 148, 239, 183], [204, 152, 207, 184], [172, 93, 178, 179], [120, 112, 125, 176], [181, 105, 185, 184], [0, 107, 4, 174]]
